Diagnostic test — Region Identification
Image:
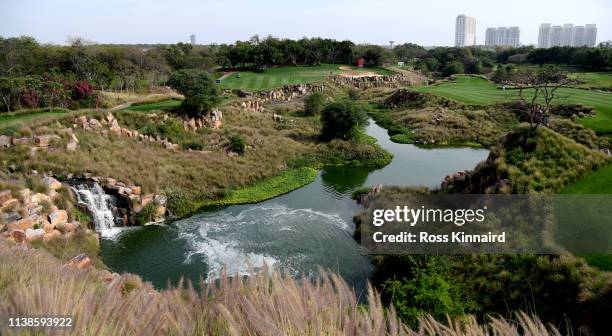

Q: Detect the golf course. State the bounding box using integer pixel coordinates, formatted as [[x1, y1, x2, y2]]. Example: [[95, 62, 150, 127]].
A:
[[217, 64, 393, 91]]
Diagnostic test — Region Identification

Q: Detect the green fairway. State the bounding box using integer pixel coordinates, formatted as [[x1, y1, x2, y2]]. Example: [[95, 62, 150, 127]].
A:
[[561, 163, 612, 194], [571, 72, 612, 90], [560, 164, 612, 271], [0, 109, 68, 131], [415, 76, 612, 135], [218, 64, 393, 91], [126, 99, 182, 112]]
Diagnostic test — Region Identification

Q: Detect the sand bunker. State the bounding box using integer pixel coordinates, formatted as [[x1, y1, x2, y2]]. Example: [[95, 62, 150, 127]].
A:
[[337, 65, 381, 78]]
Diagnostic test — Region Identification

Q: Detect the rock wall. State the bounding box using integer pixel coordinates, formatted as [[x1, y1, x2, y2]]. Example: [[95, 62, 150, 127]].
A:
[[1, 175, 92, 245], [74, 112, 181, 151], [331, 74, 415, 89]]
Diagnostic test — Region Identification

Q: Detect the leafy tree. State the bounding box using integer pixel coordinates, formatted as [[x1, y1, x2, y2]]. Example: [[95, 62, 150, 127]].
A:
[[167, 69, 220, 117], [362, 46, 384, 67], [304, 92, 325, 116], [441, 61, 464, 77], [393, 43, 427, 62], [320, 100, 368, 140]]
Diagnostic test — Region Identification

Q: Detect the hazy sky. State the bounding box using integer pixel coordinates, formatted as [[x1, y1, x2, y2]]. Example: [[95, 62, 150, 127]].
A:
[[1, 0, 610, 46]]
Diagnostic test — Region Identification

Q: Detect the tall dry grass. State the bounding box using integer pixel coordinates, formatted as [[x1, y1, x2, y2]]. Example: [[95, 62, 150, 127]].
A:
[[0, 239, 562, 336]]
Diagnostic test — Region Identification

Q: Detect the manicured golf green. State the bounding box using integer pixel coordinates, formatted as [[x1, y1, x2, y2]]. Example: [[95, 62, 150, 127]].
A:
[[416, 76, 612, 135], [218, 64, 393, 91]]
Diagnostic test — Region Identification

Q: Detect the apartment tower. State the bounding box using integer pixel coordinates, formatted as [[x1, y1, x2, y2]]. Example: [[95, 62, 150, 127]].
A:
[[455, 15, 476, 47]]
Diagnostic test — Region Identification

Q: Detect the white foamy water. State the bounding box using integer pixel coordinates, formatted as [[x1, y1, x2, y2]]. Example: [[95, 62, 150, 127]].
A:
[[175, 203, 351, 280], [72, 182, 128, 239]]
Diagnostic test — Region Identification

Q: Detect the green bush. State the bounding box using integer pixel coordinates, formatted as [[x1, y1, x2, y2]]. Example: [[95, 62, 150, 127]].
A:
[[442, 61, 464, 77], [229, 134, 246, 154], [320, 100, 368, 140], [136, 202, 157, 225], [304, 92, 325, 116]]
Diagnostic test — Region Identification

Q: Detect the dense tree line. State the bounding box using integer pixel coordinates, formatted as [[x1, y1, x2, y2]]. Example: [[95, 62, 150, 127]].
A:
[[2, 34, 610, 112], [216, 35, 386, 69]]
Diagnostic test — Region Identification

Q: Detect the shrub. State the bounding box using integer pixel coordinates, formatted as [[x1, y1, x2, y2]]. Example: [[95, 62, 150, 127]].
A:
[[167, 69, 220, 117], [442, 61, 464, 77], [229, 134, 246, 154], [304, 92, 325, 116], [136, 202, 157, 225], [320, 100, 368, 140]]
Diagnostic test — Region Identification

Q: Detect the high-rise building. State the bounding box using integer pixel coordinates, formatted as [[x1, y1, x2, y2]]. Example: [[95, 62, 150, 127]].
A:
[[485, 28, 496, 46], [455, 15, 476, 47], [561, 24, 574, 46], [538, 23, 597, 47], [538, 23, 552, 48], [585, 24, 598, 47], [573, 26, 585, 46], [190, 34, 196, 45], [550, 25, 563, 47], [485, 26, 520, 47]]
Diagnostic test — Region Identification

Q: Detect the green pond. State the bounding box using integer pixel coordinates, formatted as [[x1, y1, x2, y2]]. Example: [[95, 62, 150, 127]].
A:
[[100, 120, 489, 290]]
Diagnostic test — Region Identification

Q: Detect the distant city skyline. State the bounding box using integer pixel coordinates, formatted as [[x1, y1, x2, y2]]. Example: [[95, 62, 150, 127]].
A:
[[538, 23, 597, 48], [0, 0, 610, 46]]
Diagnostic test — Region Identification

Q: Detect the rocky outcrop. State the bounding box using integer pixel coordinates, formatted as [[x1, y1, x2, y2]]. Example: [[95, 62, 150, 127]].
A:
[[1, 176, 91, 245], [332, 74, 414, 89], [180, 109, 223, 131], [75, 112, 181, 151]]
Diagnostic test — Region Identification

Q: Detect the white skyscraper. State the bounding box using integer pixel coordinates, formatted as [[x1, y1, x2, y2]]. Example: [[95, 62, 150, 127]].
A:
[[538, 23, 552, 48], [550, 25, 563, 47], [585, 24, 598, 47], [538, 23, 598, 48], [561, 24, 574, 46], [190, 34, 196, 45], [573, 26, 585, 46], [485, 26, 520, 47], [485, 28, 496, 46], [455, 15, 476, 47]]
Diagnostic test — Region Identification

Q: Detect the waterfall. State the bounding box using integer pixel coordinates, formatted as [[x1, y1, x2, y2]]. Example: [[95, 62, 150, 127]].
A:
[[72, 183, 120, 232]]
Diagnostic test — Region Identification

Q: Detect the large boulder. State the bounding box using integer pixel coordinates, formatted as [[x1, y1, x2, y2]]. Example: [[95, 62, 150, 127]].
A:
[[9, 229, 26, 243], [66, 253, 91, 269], [109, 119, 121, 133], [49, 210, 68, 226], [25, 228, 45, 242], [0, 135, 11, 148], [89, 118, 102, 129], [11, 137, 30, 145], [43, 229, 62, 242], [34, 135, 61, 147], [1, 198, 18, 211], [18, 188, 31, 203], [7, 215, 38, 231], [30, 193, 50, 204], [42, 176, 62, 190], [130, 186, 141, 195], [0, 190, 11, 203]]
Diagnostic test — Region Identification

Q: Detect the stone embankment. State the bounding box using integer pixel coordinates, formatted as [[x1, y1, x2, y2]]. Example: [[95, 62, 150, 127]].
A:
[[1, 176, 92, 245], [74, 112, 181, 151], [226, 74, 417, 113], [331, 74, 416, 89]]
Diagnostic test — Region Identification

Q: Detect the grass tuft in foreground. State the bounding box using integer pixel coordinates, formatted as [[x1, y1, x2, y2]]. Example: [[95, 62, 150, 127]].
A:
[[0, 238, 564, 336]]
